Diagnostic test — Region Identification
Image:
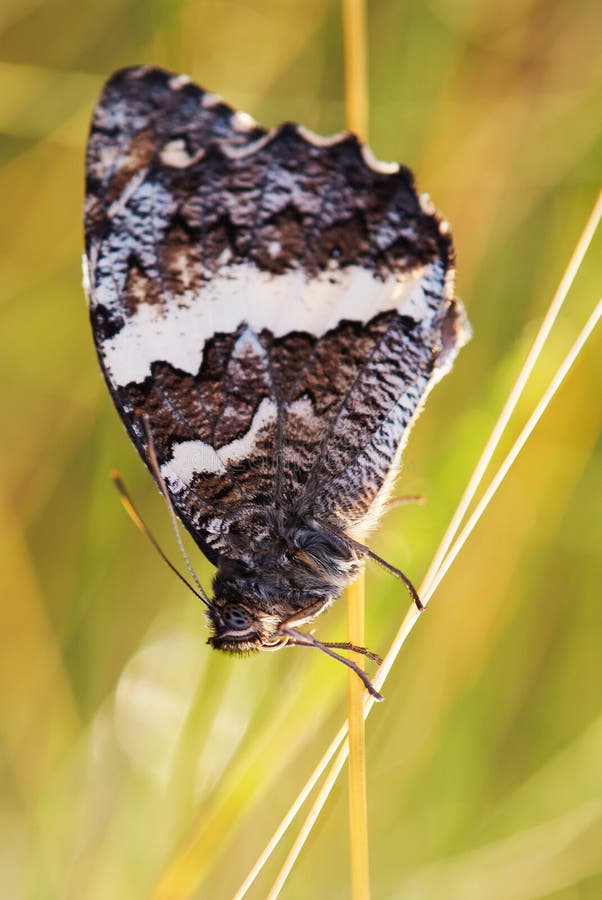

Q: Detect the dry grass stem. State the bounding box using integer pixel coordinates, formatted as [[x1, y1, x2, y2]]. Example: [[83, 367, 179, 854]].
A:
[[259, 296, 602, 899], [241, 192, 602, 897], [422, 187, 602, 595], [346, 573, 370, 900], [422, 297, 602, 605], [342, 0, 368, 139], [232, 721, 350, 899], [343, 1, 371, 897], [266, 740, 352, 900]]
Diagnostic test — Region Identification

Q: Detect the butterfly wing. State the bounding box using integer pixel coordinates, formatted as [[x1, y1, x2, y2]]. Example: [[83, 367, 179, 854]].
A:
[[85, 66, 469, 560]]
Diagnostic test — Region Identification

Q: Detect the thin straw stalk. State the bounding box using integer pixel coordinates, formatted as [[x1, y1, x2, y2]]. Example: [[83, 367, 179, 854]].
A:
[[343, 1, 371, 898], [262, 297, 602, 898], [237, 189, 602, 898]]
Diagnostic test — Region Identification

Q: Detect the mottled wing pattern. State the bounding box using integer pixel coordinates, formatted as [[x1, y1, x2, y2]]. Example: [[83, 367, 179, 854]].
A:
[[85, 65, 468, 561]]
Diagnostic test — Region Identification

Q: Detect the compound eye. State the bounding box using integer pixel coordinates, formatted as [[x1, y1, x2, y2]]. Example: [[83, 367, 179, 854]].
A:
[[221, 604, 252, 631]]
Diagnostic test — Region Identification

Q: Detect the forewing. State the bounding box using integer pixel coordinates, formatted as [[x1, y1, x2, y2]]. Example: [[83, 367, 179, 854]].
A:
[[85, 65, 468, 557]]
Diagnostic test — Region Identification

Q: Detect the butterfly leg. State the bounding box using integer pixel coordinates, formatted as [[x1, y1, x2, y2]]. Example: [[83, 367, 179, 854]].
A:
[[310, 519, 424, 612], [359, 546, 423, 611], [383, 494, 426, 514], [278, 625, 384, 702]]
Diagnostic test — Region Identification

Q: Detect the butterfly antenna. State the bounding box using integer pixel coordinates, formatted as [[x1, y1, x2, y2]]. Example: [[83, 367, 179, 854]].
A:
[[111, 471, 210, 607], [280, 627, 384, 701], [134, 411, 212, 607]]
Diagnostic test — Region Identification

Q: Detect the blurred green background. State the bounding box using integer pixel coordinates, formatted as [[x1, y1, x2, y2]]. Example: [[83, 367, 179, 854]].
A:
[[1, 1, 601, 898]]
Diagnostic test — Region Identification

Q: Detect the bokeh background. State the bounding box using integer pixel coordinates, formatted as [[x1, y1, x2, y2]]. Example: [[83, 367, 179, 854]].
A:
[[1, 1, 601, 898]]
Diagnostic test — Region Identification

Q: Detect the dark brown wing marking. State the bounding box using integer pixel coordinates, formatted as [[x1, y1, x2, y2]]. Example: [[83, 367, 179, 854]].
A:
[[85, 65, 468, 561]]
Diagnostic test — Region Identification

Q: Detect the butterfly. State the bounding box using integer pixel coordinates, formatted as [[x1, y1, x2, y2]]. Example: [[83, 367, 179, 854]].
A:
[[84, 66, 470, 699]]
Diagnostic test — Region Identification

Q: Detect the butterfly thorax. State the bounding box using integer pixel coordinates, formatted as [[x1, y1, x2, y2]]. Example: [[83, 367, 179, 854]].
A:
[[206, 513, 363, 653]]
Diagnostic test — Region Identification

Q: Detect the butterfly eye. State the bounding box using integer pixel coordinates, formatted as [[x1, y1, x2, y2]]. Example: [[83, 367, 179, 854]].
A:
[[221, 604, 252, 631]]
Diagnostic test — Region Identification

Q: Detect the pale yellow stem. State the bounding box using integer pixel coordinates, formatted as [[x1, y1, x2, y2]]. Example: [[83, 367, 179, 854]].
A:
[[343, 1, 370, 898], [343, 0, 368, 138], [346, 570, 370, 900]]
